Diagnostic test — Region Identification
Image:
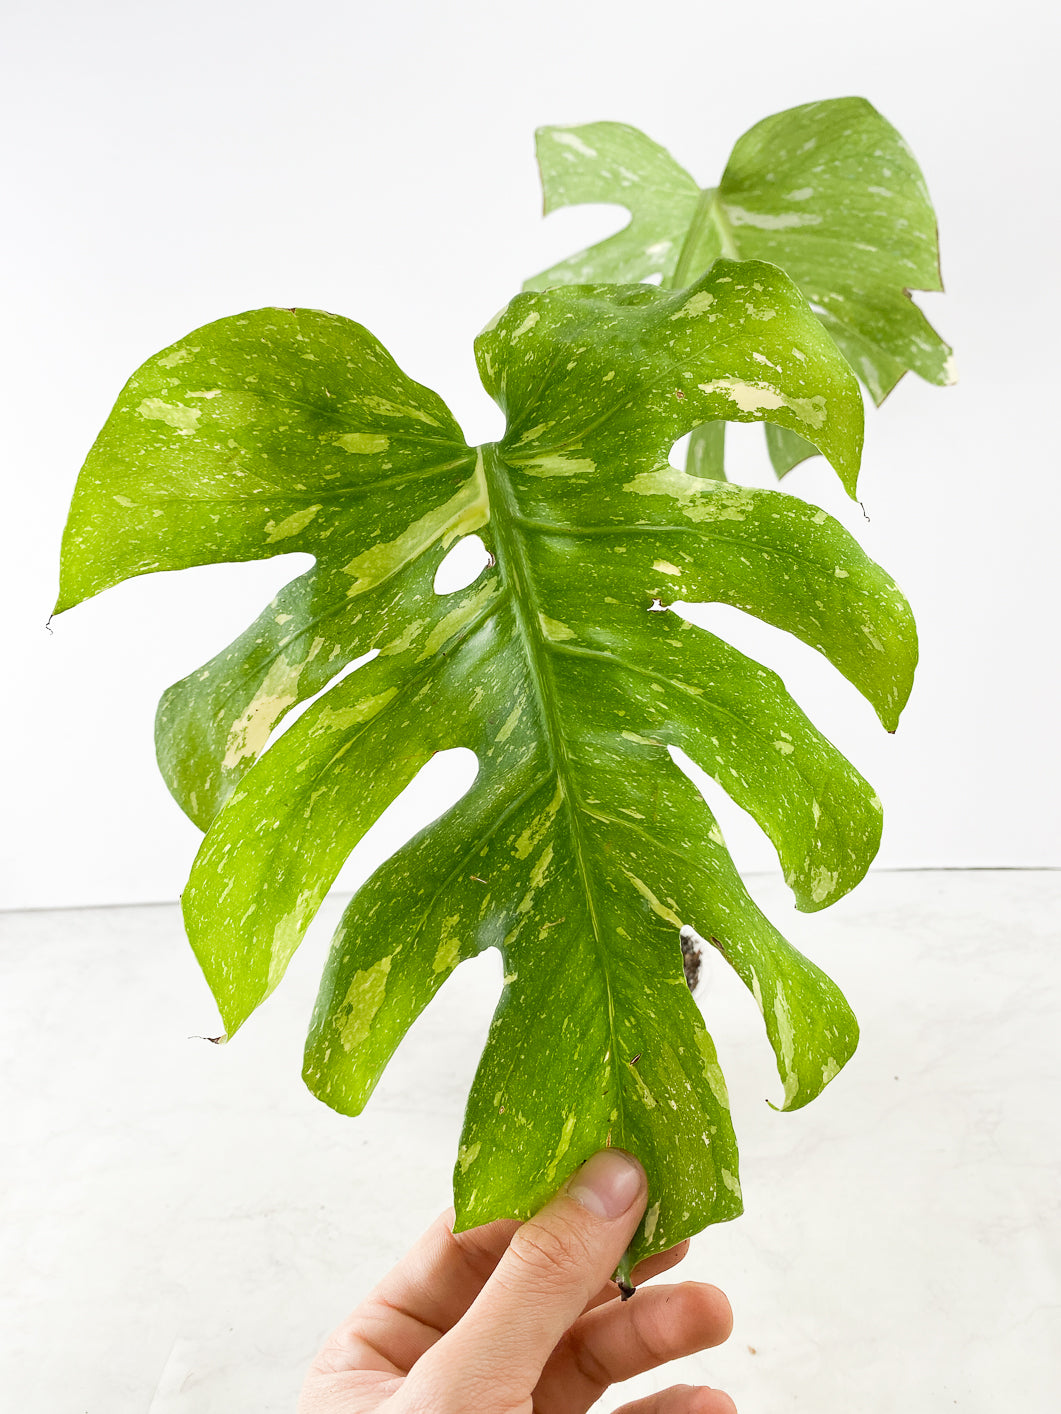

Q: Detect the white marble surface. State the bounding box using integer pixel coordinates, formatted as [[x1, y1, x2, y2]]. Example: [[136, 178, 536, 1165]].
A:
[[2, 870, 1058, 1412]]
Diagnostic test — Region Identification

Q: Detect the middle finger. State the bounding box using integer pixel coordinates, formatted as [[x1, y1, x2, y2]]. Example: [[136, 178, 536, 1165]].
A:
[[533, 1279, 733, 1414]]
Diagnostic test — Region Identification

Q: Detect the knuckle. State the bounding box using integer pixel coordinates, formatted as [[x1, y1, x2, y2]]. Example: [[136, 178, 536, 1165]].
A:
[[627, 1298, 673, 1367], [507, 1211, 596, 1285], [561, 1325, 615, 1392], [312, 1321, 360, 1374]]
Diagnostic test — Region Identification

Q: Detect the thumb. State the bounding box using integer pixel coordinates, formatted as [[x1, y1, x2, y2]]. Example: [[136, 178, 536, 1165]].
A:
[[410, 1150, 647, 1404]]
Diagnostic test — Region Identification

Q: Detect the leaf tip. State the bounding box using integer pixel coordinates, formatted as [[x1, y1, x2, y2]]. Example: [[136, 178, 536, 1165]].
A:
[[52, 569, 85, 619]]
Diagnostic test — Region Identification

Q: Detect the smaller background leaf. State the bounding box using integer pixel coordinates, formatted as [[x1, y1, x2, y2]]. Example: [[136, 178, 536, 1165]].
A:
[[527, 122, 701, 288], [527, 99, 953, 483]]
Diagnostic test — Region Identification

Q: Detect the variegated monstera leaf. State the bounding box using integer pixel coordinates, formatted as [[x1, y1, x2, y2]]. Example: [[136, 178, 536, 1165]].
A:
[[57, 259, 916, 1267], [527, 96, 953, 480]]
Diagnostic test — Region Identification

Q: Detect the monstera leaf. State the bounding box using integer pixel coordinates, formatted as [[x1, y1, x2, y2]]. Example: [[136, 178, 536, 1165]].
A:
[[527, 97, 953, 479], [57, 258, 916, 1268]]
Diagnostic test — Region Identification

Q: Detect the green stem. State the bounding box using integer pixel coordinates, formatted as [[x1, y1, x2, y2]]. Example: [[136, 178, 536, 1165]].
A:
[[669, 188, 714, 290], [707, 187, 740, 261], [668, 186, 739, 290], [666, 190, 739, 482], [614, 1247, 636, 1300]]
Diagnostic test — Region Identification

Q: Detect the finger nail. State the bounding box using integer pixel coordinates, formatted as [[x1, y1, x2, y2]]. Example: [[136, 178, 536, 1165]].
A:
[[567, 1149, 644, 1219]]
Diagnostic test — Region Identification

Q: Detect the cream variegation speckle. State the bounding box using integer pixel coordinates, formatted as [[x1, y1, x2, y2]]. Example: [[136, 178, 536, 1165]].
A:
[[265, 504, 321, 543], [344, 459, 488, 595], [337, 956, 392, 1052], [621, 869, 682, 928], [137, 397, 202, 434], [698, 379, 827, 429], [222, 657, 305, 770], [552, 130, 598, 159], [333, 432, 390, 454]]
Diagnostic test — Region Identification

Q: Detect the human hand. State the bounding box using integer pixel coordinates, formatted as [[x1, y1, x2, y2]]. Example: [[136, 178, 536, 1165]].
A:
[[298, 1148, 736, 1413]]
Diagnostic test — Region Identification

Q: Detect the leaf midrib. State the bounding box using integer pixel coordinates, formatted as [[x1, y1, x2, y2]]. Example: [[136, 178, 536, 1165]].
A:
[[482, 441, 625, 1144]]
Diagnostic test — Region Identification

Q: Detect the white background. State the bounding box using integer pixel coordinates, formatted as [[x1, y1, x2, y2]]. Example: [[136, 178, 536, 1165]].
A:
[[3, 5, 1060, 1412], [5, 874, 1058, 1411], [4, 0, 1060, 910]]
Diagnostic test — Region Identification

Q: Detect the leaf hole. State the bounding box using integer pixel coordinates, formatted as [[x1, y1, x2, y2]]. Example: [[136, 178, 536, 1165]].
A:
[[648, 598, 668, 612], [670, 431, 692, 468], [667, 743, 778, 876], [333, 747, 480, 893], [268, 647, 380, 745], [434, 535, 492, 595]]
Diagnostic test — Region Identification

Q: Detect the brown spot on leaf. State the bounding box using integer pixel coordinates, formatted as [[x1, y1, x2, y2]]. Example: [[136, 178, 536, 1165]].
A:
[[680, 927, 703, 992]]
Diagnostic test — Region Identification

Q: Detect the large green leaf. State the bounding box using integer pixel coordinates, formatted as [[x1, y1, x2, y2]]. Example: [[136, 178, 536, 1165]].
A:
[[527, 98, 953, 480], [57, 259, 916, 1267]]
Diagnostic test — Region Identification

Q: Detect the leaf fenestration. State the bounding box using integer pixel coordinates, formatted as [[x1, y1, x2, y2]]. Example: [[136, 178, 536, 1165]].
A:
[[57, 260, 914, 1264]]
